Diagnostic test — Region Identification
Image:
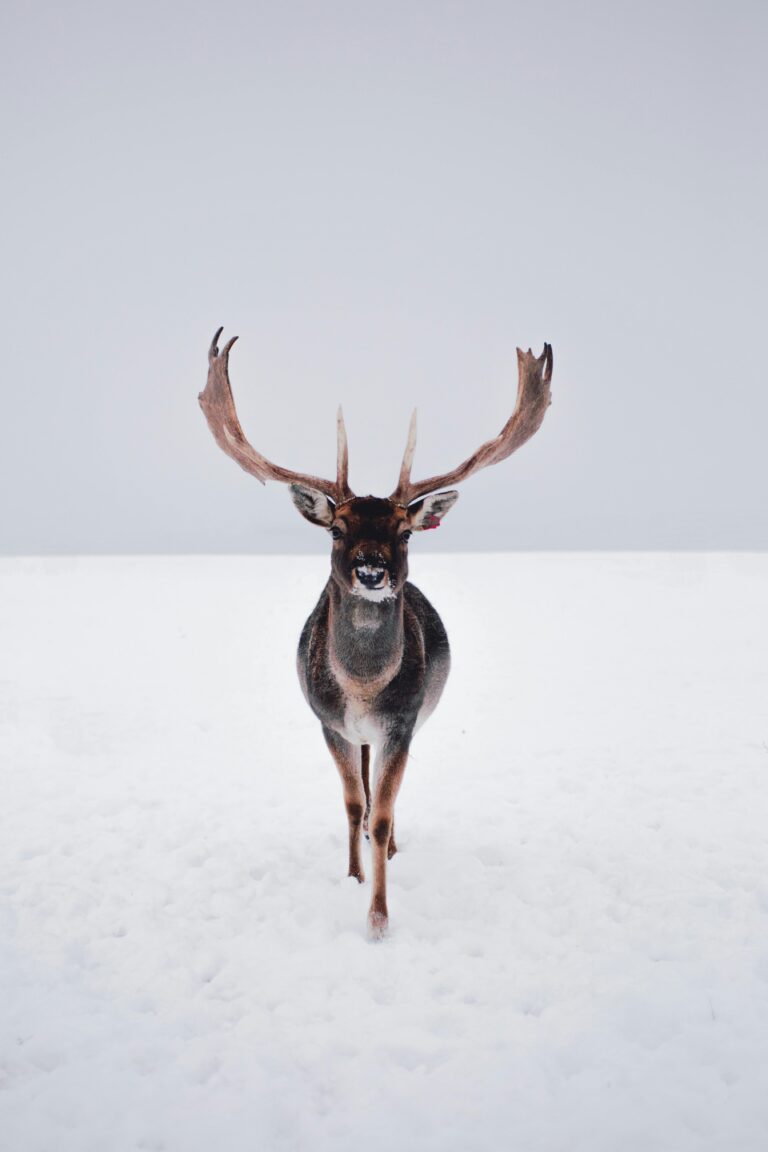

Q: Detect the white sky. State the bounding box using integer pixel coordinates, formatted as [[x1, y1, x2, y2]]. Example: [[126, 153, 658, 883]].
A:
[[1, 0, 766, 553]]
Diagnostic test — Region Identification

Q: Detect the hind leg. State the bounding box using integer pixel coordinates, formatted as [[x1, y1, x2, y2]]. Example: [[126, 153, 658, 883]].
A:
[[323, 727, 366, 883], [363, 743, 397, 857], [362, 744, 371, 838]]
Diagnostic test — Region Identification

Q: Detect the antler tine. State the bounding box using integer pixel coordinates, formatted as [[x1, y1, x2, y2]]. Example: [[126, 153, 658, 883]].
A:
[[392, 409, 418, 505], [336, 407, 353, 501], [199, 329, 350, 502], [391, 343, 553, 504]]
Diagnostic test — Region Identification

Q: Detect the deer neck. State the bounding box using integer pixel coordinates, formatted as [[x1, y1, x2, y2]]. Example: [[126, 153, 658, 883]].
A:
[[327, 578, 405, 693]]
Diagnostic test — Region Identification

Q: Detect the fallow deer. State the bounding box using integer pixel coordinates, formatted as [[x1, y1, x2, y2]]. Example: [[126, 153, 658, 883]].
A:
[[199, 329, 553, 938]]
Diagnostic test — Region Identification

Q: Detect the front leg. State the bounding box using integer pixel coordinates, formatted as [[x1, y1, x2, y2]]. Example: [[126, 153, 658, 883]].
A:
[[323, 726, 366, 883], [368, 733, 411, 939]]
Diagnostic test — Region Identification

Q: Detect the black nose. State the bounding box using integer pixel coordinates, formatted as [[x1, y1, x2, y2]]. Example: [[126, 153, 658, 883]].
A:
[[355, 564, 387, 588]]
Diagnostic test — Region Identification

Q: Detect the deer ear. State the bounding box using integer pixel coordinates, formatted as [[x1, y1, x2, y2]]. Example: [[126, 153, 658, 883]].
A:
[[290, 484, 336, 527], [408, 490, 459, 531]]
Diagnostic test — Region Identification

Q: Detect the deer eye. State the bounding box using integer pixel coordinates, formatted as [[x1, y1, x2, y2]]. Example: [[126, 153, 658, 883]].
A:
[[401, 530, 412, 543], [330, 526, 344, 540]]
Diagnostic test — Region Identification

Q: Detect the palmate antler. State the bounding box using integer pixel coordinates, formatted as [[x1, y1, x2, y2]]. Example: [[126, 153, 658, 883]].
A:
[[199, 328, 354, 502], [199, 330, 553, 505], [390, 344, 553, 504]]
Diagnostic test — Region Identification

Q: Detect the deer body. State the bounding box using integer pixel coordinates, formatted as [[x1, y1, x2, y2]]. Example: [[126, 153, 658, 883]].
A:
[[199, 329, 553, 938], [293, 495, 452, 935]]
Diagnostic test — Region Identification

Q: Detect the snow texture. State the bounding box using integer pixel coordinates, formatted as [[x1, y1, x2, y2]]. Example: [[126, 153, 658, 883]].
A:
[[1, 554, 767, 1152]]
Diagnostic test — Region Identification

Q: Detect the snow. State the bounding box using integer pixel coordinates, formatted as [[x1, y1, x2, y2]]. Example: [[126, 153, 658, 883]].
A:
[[1, 553, 767, 1151]]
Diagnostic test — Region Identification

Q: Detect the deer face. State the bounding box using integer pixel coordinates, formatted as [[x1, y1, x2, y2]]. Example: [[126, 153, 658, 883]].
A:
[[330, 497, 409, 601], [290, 486, 459, 601]]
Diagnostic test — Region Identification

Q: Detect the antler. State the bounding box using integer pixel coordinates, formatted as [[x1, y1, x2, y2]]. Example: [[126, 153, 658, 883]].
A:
[[391, 344, 553, 504], [199, 328, 354, 502]]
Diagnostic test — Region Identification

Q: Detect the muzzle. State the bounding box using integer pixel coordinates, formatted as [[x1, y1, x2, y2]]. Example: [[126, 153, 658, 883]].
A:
[[353, 561, 389, 590]]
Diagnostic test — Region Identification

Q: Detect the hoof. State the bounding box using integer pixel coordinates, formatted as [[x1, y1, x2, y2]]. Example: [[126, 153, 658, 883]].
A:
[[348, 868, 365, 884], [387, 839, 397, 860], [367, 909, 389, 941]]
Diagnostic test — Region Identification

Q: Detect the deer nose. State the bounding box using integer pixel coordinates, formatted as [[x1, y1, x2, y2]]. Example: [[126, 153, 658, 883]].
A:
[[354, 563, 387, 588]]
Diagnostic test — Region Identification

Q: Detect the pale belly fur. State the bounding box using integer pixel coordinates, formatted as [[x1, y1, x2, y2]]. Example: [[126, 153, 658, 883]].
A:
[[338, 694, 435, 748]]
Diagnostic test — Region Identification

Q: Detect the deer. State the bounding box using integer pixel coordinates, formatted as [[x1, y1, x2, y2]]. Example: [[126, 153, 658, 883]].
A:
[[199, 329, 553, 938]]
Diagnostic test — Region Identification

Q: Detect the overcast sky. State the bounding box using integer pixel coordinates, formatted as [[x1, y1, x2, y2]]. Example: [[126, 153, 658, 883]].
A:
[[1, 0, 766, 553]]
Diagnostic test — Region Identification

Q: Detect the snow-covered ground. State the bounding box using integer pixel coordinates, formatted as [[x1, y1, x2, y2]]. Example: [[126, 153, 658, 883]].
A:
[[1, 553, 767, 1152]]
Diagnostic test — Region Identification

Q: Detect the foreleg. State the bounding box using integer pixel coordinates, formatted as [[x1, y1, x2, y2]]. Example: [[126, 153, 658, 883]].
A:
[[368, 735, 410, 938]]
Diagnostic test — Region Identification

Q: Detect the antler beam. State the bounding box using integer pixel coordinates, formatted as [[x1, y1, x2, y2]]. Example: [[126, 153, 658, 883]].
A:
[[199, 328, 353, 502], [391, 344, 553, 504]]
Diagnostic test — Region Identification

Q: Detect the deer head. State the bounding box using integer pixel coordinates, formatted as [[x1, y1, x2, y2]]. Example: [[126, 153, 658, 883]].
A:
[[288, 492, 458, 602], [198, 328, 553, 593]]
